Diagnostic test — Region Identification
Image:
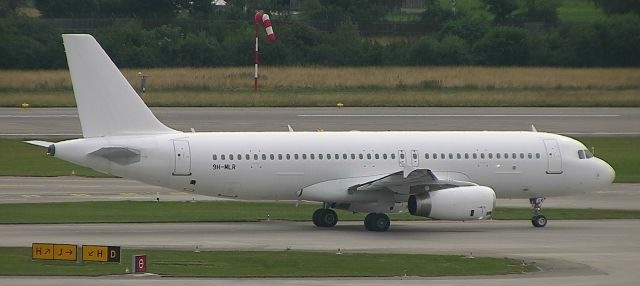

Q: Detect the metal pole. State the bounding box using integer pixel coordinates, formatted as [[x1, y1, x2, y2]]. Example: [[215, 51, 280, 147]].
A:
[[254, 21, 259, 92]]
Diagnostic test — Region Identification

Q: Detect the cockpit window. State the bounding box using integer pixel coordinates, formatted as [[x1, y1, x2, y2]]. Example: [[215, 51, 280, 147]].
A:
[[585, 149, 594, 158], [578, 149, 593, 159], [578, 150, 585, 159]]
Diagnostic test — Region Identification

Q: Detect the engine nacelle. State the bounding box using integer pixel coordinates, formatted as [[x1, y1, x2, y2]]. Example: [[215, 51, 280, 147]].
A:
[[408, 186, 496, 221]]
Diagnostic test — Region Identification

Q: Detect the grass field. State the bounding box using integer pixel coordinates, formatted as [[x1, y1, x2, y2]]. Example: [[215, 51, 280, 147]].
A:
[[1, 137, 637, 182], [0, 247, 534, 277], [1, 67, 639, 107], [1, 201, 639, 224]]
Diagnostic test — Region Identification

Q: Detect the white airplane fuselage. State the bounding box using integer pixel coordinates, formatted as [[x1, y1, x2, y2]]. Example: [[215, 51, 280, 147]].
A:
[[53, 130, 614, 203]]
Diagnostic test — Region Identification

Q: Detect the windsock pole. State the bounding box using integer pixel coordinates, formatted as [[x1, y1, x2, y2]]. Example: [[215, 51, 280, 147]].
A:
[[254, 21, 259, 91]]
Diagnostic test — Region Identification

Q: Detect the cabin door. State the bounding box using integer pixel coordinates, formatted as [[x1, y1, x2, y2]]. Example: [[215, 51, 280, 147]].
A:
[[172, 140, 192, 176], [543, 139, 563, 174]]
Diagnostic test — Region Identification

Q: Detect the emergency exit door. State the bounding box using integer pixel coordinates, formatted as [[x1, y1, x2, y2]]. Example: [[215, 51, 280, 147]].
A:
[[172, 140, 191, 176]]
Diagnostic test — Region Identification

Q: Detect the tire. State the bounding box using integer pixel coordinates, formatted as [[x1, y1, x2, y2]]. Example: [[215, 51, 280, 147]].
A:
[[532, 215, 547, 228], [364, 213, 390, 232], [321, 209, 338, 227], [372, 213, 390, 232], [312, 208, 324, 227]]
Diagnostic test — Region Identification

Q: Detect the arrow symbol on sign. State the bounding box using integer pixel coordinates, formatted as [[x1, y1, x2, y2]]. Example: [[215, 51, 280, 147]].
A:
[[65, 250, 72, 254], [44, 249, 50, 254], [89, 251, 94, 256]]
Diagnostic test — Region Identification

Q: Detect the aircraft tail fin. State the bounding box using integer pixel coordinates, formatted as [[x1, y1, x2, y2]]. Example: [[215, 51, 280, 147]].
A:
[[62, 34, 177, 138]]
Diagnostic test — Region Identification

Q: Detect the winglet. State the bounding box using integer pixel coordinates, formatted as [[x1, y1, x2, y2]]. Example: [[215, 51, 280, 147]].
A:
[[287, 125, 294, 132], [24, 140, 53, 147], [531, 124, 538, 132]]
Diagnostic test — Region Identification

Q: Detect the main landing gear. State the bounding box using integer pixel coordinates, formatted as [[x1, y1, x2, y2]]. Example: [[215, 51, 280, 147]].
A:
[[364, 213, 390, 232], [312, 208, 338, 227], [530, 197, 547, 227]]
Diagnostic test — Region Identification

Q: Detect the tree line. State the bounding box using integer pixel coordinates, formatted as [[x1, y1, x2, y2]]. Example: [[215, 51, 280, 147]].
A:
[[0, 0, 639, 69]]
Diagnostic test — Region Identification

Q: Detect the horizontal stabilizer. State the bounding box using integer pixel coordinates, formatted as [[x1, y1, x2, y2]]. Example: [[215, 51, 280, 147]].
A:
[[24, 140, 53, 147]]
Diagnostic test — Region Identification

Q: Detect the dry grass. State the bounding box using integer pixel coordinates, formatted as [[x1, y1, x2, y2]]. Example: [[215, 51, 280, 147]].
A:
[[2, 67, 640, 91], [2, 88, 638, 107]]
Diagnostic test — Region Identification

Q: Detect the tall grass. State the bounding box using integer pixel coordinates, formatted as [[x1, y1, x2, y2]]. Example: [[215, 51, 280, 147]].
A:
[[2, 67, 640, 91]]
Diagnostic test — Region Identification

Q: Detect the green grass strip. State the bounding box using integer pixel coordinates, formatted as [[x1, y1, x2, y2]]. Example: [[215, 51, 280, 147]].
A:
[[0, 247, 534, 277], [1, 201, 639, 224]]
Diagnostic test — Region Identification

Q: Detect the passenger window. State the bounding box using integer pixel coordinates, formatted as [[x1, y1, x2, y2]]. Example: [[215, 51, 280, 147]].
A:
[[359, 154, 364, 159], [480, 153, 485, 159], [262, 154, 267, 160], [520, 153, 525, 159], [472, 153, 477, 159], [229, 154, 234, 160], [465, 153, 469, 159], [343, 153, 348, 159], [367, 154, 372, 159], [294, 154, 299, 160], [286, 154, 291, 160], [488, 153, 493, 159], [310, 154, 315, 160], [528, 153, 532, 159], [448, 153, 453, 159], [221, 154, 226, 160], [254, 154, 258, 160], [375, 154, 380, 159], [335, 154, 339, 159], [425, 153, 430, 159], [319, 154, 323, 159], [400, 153, 405, 159], [432, 153, 437, 159], [412, 153, 417, 159], [512, 153, 517, 159], [441, 153, 445, 159], [351, 153, 356, 159], [278, 154, 283, 160], [383, 154, 388, 159], [536, 153, 540, 159], [504, 153, 508, 159], [238, 154, 242, 160], [391, 153, 396, 159], [302, 154, 307, 160], [496, 153, 501, 159], [457, 153, 461, 159], [213, 154, 217, 160], [270, 154, 275, 160], [326, 153, 331, 159]]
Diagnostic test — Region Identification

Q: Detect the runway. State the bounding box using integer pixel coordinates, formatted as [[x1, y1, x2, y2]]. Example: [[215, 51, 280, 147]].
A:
[[1, 177, 639, 210], [1, 107, 639, 138], [1, 219, 639, 286]]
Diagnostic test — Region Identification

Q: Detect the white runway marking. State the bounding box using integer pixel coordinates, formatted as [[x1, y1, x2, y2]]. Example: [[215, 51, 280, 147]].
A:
[[0, 115, 78, 118], [298, 114, 620, 117]]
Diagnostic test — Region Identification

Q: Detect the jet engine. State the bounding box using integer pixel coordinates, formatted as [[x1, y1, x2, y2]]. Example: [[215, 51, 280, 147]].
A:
[[408, 186, 496, 221]]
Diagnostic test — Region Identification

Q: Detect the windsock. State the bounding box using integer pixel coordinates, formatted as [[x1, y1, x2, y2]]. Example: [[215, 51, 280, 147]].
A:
[[255, 12, 277, 41]]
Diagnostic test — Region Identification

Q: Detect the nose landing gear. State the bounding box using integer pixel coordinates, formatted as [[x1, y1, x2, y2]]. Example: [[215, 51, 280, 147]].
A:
[[530, 197, 547, 227]]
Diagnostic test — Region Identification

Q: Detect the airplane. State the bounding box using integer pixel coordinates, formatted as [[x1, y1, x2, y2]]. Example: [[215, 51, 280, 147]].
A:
[[27, 34, 615, 232]]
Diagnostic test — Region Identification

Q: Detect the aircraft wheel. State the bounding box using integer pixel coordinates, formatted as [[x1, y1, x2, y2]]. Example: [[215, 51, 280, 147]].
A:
[[313, 208, 338, 227], [364, 213, 390, 232], [532, 215, 547, 228]]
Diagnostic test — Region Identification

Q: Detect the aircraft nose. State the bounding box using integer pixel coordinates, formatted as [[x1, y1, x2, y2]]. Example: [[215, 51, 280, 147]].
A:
[[597, 160, 615, 186]]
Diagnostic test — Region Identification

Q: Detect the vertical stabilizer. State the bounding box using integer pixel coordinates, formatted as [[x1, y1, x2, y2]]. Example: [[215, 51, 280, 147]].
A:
[[62, 34, 177, 137]]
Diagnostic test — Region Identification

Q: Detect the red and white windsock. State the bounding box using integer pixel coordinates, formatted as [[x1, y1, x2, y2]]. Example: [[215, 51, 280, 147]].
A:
[[255, 12, 277, 41]]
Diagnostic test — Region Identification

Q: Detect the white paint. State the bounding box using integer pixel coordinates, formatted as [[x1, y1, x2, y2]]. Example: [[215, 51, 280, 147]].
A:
[[297, 114, 620, 117]]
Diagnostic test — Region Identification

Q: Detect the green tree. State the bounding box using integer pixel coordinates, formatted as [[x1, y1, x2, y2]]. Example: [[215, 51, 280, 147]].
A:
[[473, 26, 529, 65], [481, 0, 518, 23], [594, 0, 640, 14]]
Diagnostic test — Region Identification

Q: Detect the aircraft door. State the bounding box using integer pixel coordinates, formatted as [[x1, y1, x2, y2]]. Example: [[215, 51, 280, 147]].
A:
[[172, 140, 192, 176], [543, 139, 563, 174], [398, 150, 406, 167], [410, 150, 419, 167]]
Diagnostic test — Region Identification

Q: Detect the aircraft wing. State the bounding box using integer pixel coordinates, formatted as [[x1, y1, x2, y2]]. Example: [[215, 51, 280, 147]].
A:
[[299, 169, 476, 203], [352, 169, 477, 195]]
